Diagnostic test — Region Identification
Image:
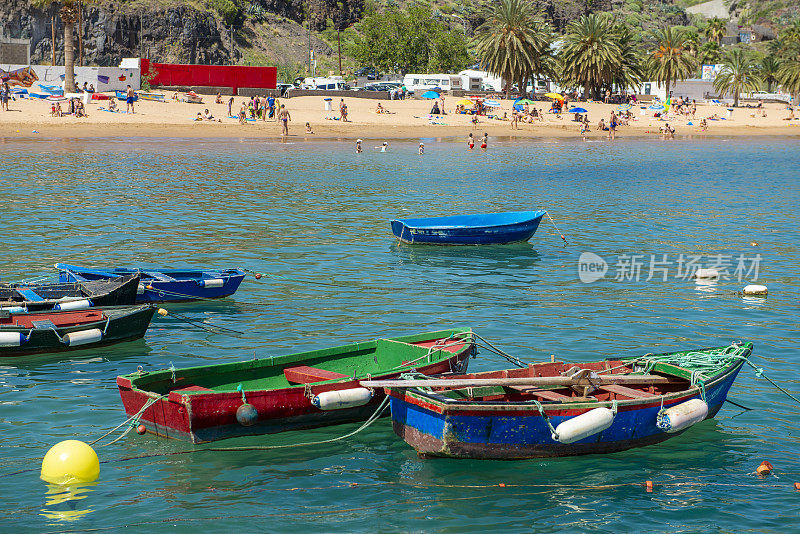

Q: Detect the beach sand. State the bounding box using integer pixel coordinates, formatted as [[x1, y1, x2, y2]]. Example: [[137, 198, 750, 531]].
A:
[[1, 92, 798, 140]]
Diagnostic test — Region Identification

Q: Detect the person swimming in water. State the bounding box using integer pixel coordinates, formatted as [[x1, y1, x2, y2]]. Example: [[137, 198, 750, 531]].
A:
[[356, 139, 363, 153], [418, 142, 424, 154], [467, 133, 474, 149], [480, 132, 487, 150], [377, 141, 388, 152]]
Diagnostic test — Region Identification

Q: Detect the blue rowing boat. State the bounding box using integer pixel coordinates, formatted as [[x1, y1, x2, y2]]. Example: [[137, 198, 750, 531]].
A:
[[54, 264, 246, 303], [115, 90, 138, 101], [366, 342, 752, 459], [390, 210, 546, 245]]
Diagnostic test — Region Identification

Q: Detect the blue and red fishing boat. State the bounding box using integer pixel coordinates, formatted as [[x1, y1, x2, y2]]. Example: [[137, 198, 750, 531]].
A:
[[365, 342, 752, 459], [390, 210, 546, 245], [55, 264, 246, 303]]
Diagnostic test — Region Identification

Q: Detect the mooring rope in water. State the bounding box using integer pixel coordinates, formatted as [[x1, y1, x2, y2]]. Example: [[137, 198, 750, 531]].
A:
[[37, 477, 799, 533], [89, 395, 168, 447], [544, 210, 568, 246], [109, 396, 390, 464]]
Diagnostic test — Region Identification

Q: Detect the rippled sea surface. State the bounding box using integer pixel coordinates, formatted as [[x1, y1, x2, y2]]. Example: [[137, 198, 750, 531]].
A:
[[0, 135, 798, 533]]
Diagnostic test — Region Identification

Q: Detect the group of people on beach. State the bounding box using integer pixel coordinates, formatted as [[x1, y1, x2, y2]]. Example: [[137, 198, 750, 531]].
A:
[[229, 94, 278, 122]]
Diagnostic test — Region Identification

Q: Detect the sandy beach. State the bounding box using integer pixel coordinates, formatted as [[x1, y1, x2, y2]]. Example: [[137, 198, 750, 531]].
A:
[[1, 92, 798, 140]]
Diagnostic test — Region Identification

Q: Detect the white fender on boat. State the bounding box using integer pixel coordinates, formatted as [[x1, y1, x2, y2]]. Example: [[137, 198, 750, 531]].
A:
[[199, 278, 225, 288], [743, 284, 768, 296], [553, 407, 615, 444], [656, 398, 709, 433], [0, 332, 27, 346], [1, 306, 27, 314], [312, 388, 373, 410], [62, 328, 103, 346], [137, 284, 146, 295], [54, 299, 93, 311]]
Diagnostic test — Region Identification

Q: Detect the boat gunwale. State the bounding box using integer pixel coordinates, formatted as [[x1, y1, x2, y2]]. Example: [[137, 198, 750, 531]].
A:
[[387, 343, 751, 416], [119, 328, 474, 394]]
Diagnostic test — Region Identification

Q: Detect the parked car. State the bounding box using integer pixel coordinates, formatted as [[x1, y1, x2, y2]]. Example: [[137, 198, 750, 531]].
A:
[[355, 67, 380, 80]]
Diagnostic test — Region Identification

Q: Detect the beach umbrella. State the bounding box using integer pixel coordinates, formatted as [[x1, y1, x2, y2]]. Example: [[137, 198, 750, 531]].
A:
[[456, 98, 474, 107], [568, 107, 588, 113], [544, 92, 564, 100], [616, 103, 632, 111], [649, 104, 665, 111], [421, 90, 440, 99], [484, 100, 501, 107], [517, 99, 536, 105]]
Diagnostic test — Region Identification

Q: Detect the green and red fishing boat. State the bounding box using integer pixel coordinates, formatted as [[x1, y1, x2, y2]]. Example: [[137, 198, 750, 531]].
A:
[[117, 329, 475, 443]]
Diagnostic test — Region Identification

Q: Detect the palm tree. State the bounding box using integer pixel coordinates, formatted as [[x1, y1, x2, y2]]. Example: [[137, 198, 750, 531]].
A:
[[649, 26, 697, 98], [713, 48, 761, 107], [473, 0, 553, 98], [611, 24, 644, 93], [684, 30, 701, 57], [705, 18, 727, 46], [559, 14, 621, 99], [31, 0, 81, 92], [759, 54, 782, 92], [699, 41, 721, 65], [777, 42, 800, 98]]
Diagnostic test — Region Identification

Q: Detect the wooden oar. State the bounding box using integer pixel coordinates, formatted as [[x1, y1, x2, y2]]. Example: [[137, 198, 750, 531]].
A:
[[361, 375, 673, 389]]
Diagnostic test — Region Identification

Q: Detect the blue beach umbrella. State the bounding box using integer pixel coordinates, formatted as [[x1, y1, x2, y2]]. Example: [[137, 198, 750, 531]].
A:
[[421, 90, 440, 99], [484, 99, 501, 107], [649, 104, 665, 111], [617, 103, 632, 111], [568, 107, 588, 113]]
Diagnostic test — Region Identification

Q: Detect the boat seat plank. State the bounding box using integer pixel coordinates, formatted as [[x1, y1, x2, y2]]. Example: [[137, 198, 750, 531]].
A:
[[16, 289, 45, 302], [284, 366, 349, 384], [599, 384, 656, 399], [508, 386, 572, 401], [146, 271, 177, 282], [31, 319, 57, 329]]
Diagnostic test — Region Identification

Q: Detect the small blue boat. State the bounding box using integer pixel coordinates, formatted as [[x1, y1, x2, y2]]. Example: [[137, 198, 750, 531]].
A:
[[55, 264, 246, 303], [365, 342, 752, 459], [390, 210, 546, 245], [115, 90, 138, 101]]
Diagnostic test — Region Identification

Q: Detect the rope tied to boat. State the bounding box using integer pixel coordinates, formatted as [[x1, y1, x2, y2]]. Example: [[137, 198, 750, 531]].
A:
[[532, 400, 560, 441], [89, 394, 167, 447], [544, 210, 568, 246]]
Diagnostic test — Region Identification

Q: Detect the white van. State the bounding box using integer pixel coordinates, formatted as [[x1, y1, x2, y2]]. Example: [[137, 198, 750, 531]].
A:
[[402, 74, 462, 94], [300, 76, 346, 90]]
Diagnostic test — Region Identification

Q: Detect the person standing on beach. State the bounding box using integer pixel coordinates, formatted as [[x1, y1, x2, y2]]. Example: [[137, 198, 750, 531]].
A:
[[228, 96, 234, 117], [608, 111, 618, 140], [126, 85, 135, 113], [278, 104, 291, 136], [267, 94, 276, 119], [511, 110, 519, 130], [0, 83, 9, 111]]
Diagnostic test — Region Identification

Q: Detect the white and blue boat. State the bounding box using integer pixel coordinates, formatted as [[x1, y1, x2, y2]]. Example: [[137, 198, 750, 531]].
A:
[[390, 210, 546, 245], [55, 264, 246, 303]]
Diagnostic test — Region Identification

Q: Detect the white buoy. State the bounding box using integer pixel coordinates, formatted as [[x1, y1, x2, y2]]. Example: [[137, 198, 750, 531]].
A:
[[200, 278, 225, 288], [694, 268, 719, 280], [136, 284, 146, 295], [62, 329, 103, 346], [54, 299, 93, 311], [312, 388, 373, 410], [743, 284, 768, 296], [656, 399, 708, 433], [0, 332, 26, 346], [553, 407, 615, 444]]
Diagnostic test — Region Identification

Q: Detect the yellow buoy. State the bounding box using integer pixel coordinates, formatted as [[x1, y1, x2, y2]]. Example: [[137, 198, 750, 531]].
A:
[[40, 440, 99, 484], [157, 308, 168, 316]]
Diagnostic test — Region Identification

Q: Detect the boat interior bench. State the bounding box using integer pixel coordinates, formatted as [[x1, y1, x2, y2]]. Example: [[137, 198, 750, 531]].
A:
[[598, 384, 656, 399], [284, 365, 350, 384], [145, 271, 178, 282], [16, 289, 45, 301], [507, 386, 590, 402]]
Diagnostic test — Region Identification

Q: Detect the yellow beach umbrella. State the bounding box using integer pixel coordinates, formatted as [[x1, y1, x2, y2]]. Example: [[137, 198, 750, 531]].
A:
[[456, 99, 474, 106], [544, 92, 564, 100]]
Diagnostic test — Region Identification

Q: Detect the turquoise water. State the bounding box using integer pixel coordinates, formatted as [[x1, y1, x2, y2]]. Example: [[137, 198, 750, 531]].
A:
[[1, 135, 799, 532]]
